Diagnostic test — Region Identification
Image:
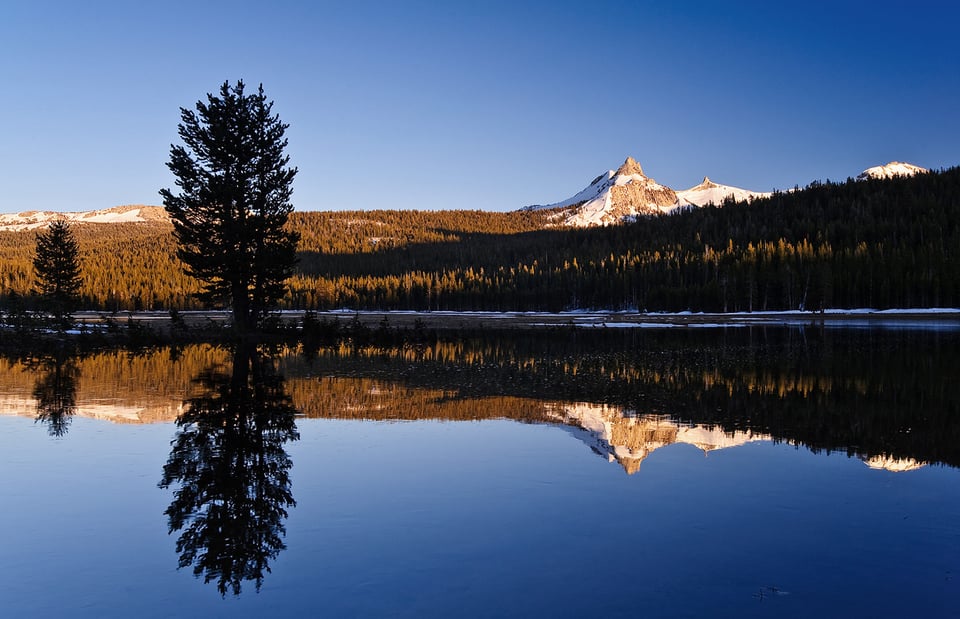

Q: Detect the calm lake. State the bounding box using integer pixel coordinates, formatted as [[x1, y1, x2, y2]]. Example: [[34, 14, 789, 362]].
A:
[[1, 326, 958, 617]]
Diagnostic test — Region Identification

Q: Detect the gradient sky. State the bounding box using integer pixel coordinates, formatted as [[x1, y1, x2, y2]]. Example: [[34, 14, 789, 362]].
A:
[[2, 0, 958, 214]]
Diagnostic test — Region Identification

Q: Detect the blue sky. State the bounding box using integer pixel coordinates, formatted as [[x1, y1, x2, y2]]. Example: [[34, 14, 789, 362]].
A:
[[2, 0, 958, 213]]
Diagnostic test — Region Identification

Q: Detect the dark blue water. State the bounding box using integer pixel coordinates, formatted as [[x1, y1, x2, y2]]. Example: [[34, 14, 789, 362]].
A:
[[1, 329, 958, 617]]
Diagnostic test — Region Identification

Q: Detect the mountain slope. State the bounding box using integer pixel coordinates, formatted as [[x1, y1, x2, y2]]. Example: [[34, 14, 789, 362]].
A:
[[676, 176, 771, 208]]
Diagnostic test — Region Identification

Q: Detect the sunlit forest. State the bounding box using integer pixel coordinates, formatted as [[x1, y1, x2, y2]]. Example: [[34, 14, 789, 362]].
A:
[[1, 167, 958, 312]]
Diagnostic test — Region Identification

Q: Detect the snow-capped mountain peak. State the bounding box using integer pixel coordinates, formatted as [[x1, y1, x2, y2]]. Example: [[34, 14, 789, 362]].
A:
[[522, 157, 680, 226], [857, 161, 927, 181], [525, 157, 770, 226]]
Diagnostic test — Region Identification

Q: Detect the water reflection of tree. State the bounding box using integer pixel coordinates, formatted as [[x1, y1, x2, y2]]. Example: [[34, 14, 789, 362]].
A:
[[159, 344, 299, 596], [33, 353, 79, 437]]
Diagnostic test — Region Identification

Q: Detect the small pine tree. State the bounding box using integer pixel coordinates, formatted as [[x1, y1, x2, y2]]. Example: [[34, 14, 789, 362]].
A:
[[33, 220, 83, 330]]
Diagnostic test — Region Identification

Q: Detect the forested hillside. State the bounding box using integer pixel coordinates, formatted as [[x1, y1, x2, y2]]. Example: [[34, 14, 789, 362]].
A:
[[1, 168, 958, 312], [0, 222, 196, 311]]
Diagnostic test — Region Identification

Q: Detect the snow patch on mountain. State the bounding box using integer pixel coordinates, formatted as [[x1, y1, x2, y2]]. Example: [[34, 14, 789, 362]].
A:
[[676, 176, 771, 208], [857, 161, 927, 181], [0, 205, 168, 232]]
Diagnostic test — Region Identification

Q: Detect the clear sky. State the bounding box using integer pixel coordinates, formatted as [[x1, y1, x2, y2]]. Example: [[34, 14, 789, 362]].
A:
[[2, 0, 958, 214]]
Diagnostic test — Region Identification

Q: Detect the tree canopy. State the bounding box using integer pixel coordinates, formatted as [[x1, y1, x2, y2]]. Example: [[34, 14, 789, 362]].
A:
[[161, 80, 300, 332]]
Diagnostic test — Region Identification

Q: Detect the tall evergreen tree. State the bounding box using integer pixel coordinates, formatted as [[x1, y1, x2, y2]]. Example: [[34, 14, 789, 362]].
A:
[[161, 80, 300, 333], [33, 220, 82, 329]]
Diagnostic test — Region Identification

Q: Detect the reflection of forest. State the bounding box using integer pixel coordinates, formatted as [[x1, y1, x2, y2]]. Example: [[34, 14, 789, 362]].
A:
[[1, 328, 957, 468], [0, 344, 225, 423]]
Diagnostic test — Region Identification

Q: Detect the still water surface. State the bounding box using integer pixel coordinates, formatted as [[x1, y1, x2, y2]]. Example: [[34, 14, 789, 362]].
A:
[[1, 327, 958, 617]]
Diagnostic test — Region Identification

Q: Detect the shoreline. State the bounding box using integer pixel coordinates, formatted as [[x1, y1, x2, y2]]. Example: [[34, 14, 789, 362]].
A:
[[70, 308, 960, 331]]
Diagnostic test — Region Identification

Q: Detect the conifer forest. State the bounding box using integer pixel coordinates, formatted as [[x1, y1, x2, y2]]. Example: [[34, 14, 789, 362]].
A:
[[1, 168, 958, 313]]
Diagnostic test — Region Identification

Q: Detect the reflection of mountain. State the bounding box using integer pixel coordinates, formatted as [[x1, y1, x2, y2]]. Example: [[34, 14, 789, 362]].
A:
[[861, 455, 926, 472], [159, 345, 299, 596], [548, 403, 768, 474], [547, 403, 929, 474]]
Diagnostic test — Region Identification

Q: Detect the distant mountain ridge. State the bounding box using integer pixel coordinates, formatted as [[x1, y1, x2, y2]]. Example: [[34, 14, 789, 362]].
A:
[[0, 205, 168, 232], [525, 157, 930, 227], [0, 159, 931, 232]]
